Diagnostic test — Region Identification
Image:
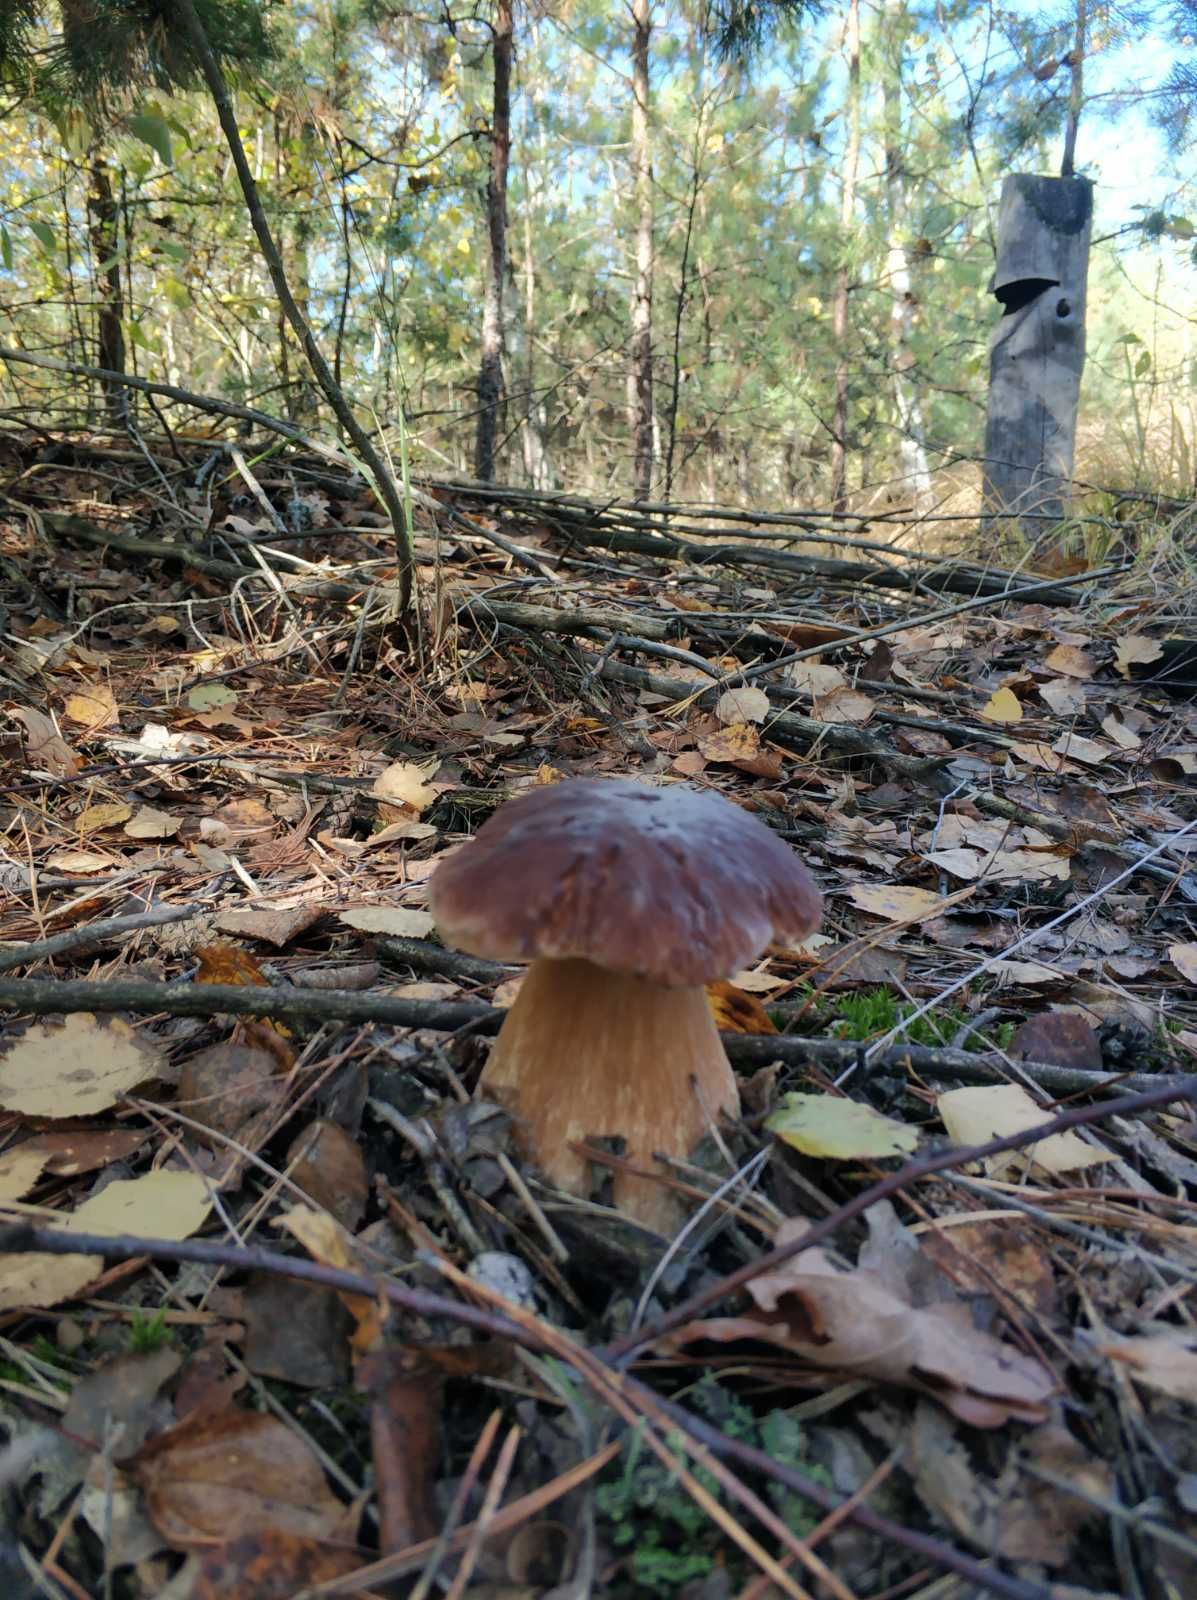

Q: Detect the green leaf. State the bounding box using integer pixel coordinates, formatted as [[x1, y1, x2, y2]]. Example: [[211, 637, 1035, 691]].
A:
[[28, 220, 55, 252], [158, 240, 189, 262], [0, 227, 11, 272], [126, 320, 160, 354], [127, 113, 173, 168], [765, 1093, 920, 1160]]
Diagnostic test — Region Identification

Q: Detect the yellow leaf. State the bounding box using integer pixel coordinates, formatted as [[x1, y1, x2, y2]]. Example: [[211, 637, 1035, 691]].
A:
[[0, 1171, 212, 1311], [848, 884, 950, 923], [0, 1014, 163, 1118], [77, 801, 132, 834], [766, 1093, 919, 1160], [63, 683, 118, 729], [979, 687, 1022, 723], [937, 1084, 1114, 1177]]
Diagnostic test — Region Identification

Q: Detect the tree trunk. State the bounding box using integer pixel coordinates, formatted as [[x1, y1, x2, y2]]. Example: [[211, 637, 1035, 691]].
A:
[[1061, 0, 1086, 177], [86, 156, 126, 425], [628, 0, 654, 502], [474, 0, 513, 483], [881, 6, 933, 514], [830, 0, 861, 514]]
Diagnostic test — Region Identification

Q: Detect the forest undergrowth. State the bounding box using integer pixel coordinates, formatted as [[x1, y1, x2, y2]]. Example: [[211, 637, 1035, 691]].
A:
[[0, 425, 1195, 1600]]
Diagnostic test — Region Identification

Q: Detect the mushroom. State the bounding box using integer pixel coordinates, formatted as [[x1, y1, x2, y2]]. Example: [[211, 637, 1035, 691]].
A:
[[429, 778, 822, 1231]]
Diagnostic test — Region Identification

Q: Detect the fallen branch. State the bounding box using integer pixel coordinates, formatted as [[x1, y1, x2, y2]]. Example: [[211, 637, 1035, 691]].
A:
[[0, 974, 1182, 1098]]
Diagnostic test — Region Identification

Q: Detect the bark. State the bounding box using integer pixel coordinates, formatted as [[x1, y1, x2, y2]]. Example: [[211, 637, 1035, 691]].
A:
[[830, 0, 861, 514], [1061, 0, 1086, 177], [86, 156, 126, 424], [628, 0, 655, 501], [474, 0, 514, 483]]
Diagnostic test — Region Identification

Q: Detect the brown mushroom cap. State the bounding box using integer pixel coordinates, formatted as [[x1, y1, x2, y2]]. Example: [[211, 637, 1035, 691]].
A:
[[429, 777, 821, 986]]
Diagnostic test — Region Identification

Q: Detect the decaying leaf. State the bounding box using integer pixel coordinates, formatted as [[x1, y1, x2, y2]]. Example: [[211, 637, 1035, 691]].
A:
[[937, 1084, 1114, 1177], [128, 1408, 349, 1548], [662, 1215, 1054, 1425], [213, 904, 325, 948], [766, 1092, 919, 1160], [0, 1014, 164, 1118], [76, 801, 133, 833]]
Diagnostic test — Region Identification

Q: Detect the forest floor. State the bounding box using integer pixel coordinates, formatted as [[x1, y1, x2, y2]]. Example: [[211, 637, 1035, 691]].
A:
[[0, 428, 1195, 1600]]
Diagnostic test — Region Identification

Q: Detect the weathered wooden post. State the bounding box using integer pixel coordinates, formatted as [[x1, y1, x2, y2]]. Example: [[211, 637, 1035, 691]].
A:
[[982, 175, 1093, 549]]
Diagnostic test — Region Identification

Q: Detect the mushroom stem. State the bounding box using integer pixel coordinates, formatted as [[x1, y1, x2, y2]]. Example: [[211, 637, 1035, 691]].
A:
[[479, 956, 739, 1232]]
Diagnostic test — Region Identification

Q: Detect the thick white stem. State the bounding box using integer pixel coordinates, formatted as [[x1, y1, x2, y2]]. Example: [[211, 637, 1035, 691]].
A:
[[479, 957, 738, 1232]]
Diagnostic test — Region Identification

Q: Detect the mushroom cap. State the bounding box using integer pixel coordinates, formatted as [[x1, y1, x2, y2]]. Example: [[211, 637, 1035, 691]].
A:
[[430, 778, 822, 986]]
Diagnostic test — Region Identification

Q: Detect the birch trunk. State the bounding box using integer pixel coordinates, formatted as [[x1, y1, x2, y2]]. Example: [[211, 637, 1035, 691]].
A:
[[830, 0, 861, 514]]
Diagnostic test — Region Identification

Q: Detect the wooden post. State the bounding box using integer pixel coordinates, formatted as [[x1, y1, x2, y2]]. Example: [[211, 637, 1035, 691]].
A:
[[982, 175, 1093, 546]]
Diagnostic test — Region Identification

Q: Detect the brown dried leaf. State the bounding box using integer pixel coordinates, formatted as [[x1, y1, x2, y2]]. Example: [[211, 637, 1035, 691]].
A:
[[129, 1409, 348, 1548], [213, 904, 325, 949], [194, 1530, 373, 1600], [286, 1119, 368, 1230], [664, 1217, 1053, 1426], [706, 980, 777, 1035], [9, 706, 81, 777]]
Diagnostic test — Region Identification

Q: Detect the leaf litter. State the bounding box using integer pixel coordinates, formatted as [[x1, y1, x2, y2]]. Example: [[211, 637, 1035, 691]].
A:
[[0, 436, 1195, 1596]]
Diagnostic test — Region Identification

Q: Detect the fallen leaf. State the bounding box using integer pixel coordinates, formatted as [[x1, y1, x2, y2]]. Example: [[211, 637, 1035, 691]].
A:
[[812, 685, 875, 724], [0, 1014, 164, 1117], [1170, 943, 1197, 984], [937, 1084, 1114, 1177], [63, 683, 119, 729], [277, 1205, 383, 1354], [848, 884, 951, 923], [706, 980, 777, 1035], [177, 1043, 286, 1147], [1097, 1330, 1197, 1403], [989, 959, 1061, 985], [697, 720, 761, 764], [129, 1408, 348, 1548], [1100, 710, 1141, 750], [1050, 733, 1112, 767], [1114, 634, 1163, 678], [241, 1275, 352, 1390], [76, 801, 133, 834], [372, 759, 442, 818], [286, 1120, 368, 1231], [9, 706, 81, 777], [44, 848, 113, 873], [766, 1093, 919, 1160], [125, 806, 183, 840], [340, 906, 435, 938], [0, 1143, 50, 1201], [664, 1216, 1053, 1426], [187, 683, 239, 711], [979, 687, 1023, 723], [715, 687, 770, 725], [194, 1529, 370, 1599], [213, 904, 325, 949], [1010, 1011, 1103, 1071], [1043, 644, 1094, 679], [1038, 678, 1086, 715], [0, 1170, 213, 1311]]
